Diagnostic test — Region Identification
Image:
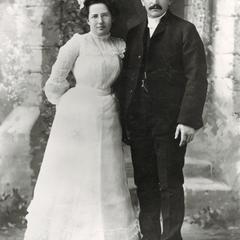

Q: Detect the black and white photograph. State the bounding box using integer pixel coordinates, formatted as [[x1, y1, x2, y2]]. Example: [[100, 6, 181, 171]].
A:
[[0, 0, 240, 239]]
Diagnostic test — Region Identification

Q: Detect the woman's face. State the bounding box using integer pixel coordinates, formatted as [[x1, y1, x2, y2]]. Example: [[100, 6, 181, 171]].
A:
[[88, 3, 112, 36]]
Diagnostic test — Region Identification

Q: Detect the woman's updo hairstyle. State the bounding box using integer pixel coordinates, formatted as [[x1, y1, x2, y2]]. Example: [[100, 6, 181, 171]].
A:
[[82, 0, 119, 19]]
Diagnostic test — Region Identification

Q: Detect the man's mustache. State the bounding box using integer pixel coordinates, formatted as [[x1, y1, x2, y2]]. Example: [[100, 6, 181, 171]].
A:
[[149, 4, 163, 10]]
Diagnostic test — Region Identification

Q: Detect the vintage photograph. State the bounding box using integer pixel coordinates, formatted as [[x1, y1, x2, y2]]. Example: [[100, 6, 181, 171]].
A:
[[0, 0, 240, 239]]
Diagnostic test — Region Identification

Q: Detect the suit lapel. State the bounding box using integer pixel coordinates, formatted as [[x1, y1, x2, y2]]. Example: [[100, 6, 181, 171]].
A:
[[151, 10, 171, 39], [151, 21, 167, 38]]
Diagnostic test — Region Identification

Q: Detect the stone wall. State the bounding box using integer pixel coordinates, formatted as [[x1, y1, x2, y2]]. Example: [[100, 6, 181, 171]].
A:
[[185, 0, 240, 194], [211, 0, 240, 191], [0, 0, 43, 198]]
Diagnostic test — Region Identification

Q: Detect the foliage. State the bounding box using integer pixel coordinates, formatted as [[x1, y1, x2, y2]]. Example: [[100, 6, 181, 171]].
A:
[[54, 0, 88, 44], [30, 98, 56, 179], [0, 189, 28, 229], [190, 206, 227, 229], [190, 193, 240, 230], [0, 36, 33, 122]]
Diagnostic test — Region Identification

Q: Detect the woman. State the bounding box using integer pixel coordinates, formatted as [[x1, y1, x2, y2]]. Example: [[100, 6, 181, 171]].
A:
[[24, 0, 140, 239]]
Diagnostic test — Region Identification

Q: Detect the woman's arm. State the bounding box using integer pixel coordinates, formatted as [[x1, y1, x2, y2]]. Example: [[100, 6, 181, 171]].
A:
[[44, 34, 80, 105]]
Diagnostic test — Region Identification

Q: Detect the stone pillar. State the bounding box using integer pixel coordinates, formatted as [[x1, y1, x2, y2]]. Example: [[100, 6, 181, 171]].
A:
[[184, 0, 211, 43], [233, 2, 240, 192], [233, 1, 240, 114], [182, 0, 212, 162], [212, 0, 235, 111]]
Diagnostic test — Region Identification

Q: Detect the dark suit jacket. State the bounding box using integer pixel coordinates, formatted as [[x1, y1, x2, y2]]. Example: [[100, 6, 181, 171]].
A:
[[114, 10, 208, 133]]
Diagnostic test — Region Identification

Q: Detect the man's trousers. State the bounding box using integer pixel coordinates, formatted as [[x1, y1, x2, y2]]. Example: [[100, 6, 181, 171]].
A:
[[127, 88, 186, 240]]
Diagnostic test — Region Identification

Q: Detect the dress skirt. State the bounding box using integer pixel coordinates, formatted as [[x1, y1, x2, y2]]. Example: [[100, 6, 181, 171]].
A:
[[24, 85, 139, 240]]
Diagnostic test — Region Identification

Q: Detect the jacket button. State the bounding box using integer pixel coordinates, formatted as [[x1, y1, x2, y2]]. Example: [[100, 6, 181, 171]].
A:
[[138, 55, 142, 59], [130, 90, 133, 94]]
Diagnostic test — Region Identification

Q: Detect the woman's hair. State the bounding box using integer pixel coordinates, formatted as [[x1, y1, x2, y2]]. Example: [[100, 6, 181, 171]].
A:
[[82, 0, 119, 18]]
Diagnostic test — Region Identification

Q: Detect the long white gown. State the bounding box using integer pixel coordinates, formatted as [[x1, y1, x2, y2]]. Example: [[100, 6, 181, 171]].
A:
[[24, 32, 140, 240]]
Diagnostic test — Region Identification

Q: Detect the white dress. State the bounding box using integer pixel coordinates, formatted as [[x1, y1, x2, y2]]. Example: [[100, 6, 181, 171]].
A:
[[24, 32, 140, 240]]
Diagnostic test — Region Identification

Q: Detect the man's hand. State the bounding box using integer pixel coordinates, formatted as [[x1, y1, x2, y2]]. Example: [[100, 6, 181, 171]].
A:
[[175, 124, 195, 147]]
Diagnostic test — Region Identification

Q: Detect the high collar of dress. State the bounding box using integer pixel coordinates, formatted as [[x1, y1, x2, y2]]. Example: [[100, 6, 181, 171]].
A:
[[147, 11, 167, 29], [89, 31, 110, 41]]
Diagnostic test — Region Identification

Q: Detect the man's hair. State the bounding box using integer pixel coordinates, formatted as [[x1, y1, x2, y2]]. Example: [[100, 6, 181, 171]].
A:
[[82, 0, 119, 18]]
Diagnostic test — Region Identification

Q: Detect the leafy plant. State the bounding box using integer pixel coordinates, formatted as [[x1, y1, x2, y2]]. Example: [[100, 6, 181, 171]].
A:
[[0, 189, 28, 229], [0, 36, 33, 123], [190, 193, 240, 229]]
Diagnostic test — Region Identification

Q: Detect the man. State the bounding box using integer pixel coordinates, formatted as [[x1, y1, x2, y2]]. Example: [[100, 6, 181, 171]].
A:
[[116, 0, 208, 239]]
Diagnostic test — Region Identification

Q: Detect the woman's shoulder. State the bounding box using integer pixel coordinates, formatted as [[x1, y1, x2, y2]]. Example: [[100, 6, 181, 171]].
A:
[[62, 33, 82, 49], [68, 33, 86, 42], [68, 32, 93, 43], [63, 33, 91, 51]]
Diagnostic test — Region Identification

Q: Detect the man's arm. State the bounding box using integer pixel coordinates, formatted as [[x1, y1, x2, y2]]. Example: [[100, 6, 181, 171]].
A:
[[176, 24, 208, 146], [177, 24, 208, 129]]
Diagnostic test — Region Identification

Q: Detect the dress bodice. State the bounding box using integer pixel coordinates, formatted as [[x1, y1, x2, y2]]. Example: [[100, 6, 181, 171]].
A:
[[44, 32, 126, 104]]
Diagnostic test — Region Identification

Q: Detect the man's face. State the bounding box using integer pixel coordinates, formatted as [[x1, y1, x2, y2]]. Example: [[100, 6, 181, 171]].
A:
[[141, 0, 171, 18]]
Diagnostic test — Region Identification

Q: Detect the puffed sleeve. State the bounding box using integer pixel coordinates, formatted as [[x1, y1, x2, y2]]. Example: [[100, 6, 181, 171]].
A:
[[44, 34, 80, 105]]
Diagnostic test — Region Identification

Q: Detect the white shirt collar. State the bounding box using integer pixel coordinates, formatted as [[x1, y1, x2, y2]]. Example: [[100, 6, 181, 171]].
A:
[[147, 11, 167, 37]]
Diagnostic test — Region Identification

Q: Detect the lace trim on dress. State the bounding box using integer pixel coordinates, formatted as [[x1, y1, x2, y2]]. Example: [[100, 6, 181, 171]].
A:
[[24, 219, 141, 240], [44, 79, 70, 104], [89, 31, 111, 40], [25, 199, 141, 240], [111, 37, 126, 59], [87, 32, 126, 59]]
